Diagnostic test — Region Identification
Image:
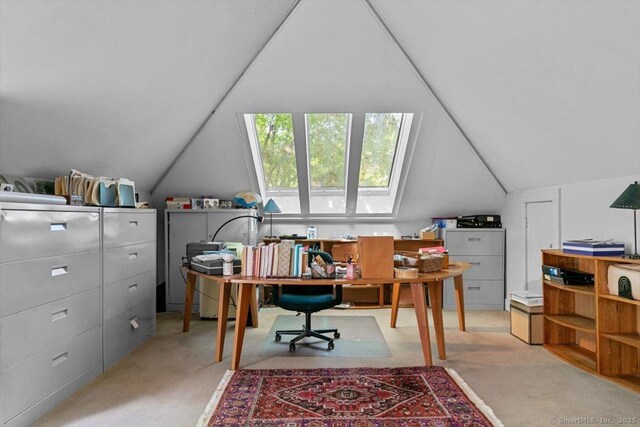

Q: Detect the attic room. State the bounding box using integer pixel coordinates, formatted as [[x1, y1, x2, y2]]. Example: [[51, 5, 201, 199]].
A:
[[1, 0, 639, 426]]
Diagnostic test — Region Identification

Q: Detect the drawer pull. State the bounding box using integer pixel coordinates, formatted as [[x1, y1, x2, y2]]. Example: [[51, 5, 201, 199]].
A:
[[52, 351, 68, 366], [468, 237, 481, 242], [469, 262, 481, 266], [129, 220, 138, 227], [130, 316, 139, 330], [468, 286, 481, 291], [128, 252, 138, 260], [128, 283, 138, 292], [51, 265, 69, 277], [52, 308, 69, 321], [50, 222, 67, 232]]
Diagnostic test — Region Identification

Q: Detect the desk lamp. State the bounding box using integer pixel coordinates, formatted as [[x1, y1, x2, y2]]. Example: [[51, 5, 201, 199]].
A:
[[263, 199, 281, 238], [211, 215, 264, 243], [610, 181, 640, 258]]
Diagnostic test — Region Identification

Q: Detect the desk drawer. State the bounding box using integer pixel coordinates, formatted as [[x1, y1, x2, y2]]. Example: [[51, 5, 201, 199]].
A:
[[104, 270, 156, 321], [1, 326, 101, 423], [0, 251, 99, 317], [103, 211, 155, 248], [444, 279, 503, 307], [450, 255, 503, 280], [104, 298, 155, 357], [103, 242, 155, 284], [1, 288, 100, 370], [0, 210, 99, 263], [445, 231, 503, 256]]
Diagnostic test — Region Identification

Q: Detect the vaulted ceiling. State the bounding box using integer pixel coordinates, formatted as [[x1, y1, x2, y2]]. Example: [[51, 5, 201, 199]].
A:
[[1, 0, 638, 221]]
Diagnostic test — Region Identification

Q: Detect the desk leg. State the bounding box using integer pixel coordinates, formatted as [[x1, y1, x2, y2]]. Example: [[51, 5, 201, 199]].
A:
[[231, 283, 252, 370], [454, 274, 466, 332], [249, 284, 259, 328], [215, 282, 231, 363], [183, 273, 197, 332], [390, 282, 401, 328], [410, 283, 433, 365], [428, 280, 446, 360]]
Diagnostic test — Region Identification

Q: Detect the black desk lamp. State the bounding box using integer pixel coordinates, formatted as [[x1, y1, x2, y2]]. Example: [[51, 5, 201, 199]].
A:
[[211, 215, 264, 243], [610, 181, 640, 258]]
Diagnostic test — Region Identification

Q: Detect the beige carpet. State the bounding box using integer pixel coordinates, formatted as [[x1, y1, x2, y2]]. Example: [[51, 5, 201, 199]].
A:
[[33, 308, 639, 427]]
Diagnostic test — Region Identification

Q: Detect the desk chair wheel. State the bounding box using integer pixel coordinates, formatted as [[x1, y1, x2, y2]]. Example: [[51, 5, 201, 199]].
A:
[[328, 340, 334, 350], [334, 332, 340, 339], [275, 334, 281, 342], [289, 343, 296, 352]]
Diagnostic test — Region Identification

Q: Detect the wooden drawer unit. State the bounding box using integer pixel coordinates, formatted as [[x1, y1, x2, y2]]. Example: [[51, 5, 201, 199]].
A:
[[0, 251, 100, 317], [444, 230, 504, 256], [103, 210, 156, 248], [1, 288, 100, 370], [104, 298, 155, 359], [104, 270, 156, 321], [103, 241, 155, 284], [1, 326, 101, 424], [0, 209, 99, 263]]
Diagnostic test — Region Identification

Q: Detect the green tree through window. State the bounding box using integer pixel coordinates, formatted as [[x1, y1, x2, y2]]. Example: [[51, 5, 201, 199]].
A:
[[306, 113, 349, 189], [359, 113, 403, 187], [254, 114, 297, 189]]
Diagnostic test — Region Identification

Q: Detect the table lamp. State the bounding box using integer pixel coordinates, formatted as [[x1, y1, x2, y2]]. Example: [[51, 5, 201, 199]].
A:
[[610, 180, 640, 258], [210, 214, 264, 243], [263, 199, 281, 238]]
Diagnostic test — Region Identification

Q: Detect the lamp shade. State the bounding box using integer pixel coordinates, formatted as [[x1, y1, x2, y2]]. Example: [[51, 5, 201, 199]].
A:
[[263, 199, 282, 214], [610, 181, 640, 210]]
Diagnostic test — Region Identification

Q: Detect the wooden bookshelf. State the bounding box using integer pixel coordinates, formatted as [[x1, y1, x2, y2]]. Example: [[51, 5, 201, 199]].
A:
[[542, 249, 640, 393]]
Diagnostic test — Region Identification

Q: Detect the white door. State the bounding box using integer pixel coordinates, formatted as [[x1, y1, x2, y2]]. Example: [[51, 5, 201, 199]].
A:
[[525, 201, 554, 293]]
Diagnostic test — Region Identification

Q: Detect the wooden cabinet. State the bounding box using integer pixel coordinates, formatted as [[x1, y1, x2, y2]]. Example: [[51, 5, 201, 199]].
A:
[[542, 249, 640, 392]]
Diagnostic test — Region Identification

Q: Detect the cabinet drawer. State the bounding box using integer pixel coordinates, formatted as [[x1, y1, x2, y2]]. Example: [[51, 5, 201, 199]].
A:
[[1, 288, 100, 370], [104, 298, 155, 357], [445, 279, 503, 306], [1, 326, 101, 423], [104, 270, 156, 321], [103, 211, 156, 248], [0, 210, 99, 263], [445, 231, 504, 256], [450, 255, 503, 280], [103, 242, 155, 284], [0, 251, 99, 317]]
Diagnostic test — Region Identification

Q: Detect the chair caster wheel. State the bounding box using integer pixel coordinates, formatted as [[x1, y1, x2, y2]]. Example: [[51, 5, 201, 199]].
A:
[[328, 341, 334, 350], [334, 332, 340, 339], [275, 334, 281, 342], [289, 343, 296, 352]]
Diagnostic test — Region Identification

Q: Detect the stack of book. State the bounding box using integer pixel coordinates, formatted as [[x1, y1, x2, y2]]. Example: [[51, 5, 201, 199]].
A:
[[241, 240, 309, 278], [510, 291, 543, 307], [542, 264, 594, 285]]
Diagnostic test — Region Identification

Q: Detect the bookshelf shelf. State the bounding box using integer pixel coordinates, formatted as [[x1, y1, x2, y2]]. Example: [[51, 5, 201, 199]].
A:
[[601, 332, 640, 349], [545, 314, 595, 333], [544, 344, 597, 373], [543, 280, 594, 296], [600, 293, 640, 307]]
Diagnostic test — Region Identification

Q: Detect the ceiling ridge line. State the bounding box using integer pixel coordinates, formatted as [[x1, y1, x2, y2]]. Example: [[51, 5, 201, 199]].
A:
[[150, 0, 303, 194], [361, 0, 508, 196]]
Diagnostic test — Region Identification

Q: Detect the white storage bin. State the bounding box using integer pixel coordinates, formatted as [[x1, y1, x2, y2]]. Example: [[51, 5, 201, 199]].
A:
[[607, 264, 640, 300]]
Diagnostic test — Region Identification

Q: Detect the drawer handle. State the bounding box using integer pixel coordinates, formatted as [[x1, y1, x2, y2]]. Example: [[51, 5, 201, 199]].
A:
[[129, 252, 138, 260], [468, 286, 481, 291], [468, 237, 481, 242], [130, 316, 139, 330], [50, 222, 67, 232], [51, 265, 69, 277], [469, 262, 481, 266], [129, 221, 138, 227], [129, 283, 138, 292], [52, 351, 68, 366], [52, 308, 69, 321]]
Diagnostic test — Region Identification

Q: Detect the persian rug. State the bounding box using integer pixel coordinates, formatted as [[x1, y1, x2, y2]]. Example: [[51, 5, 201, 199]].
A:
[[197, 366, 503, 426], [260, 315, 392, 357]]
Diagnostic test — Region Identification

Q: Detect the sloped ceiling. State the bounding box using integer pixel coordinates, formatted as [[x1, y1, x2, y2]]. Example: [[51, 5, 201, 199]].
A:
[[1, 0, 638, 206]]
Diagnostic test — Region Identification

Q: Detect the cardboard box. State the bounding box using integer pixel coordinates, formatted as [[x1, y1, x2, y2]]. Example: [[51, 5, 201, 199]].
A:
[[510, 300, 543, 345], [419, 231, 436, 240]]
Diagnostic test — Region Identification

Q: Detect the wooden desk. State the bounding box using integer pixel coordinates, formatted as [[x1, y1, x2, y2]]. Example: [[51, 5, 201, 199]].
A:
[[216, 262, 470, 369]]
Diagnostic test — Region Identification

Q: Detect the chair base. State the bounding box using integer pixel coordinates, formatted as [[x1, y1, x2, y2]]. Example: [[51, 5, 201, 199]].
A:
[[275, 312, 340, 351]]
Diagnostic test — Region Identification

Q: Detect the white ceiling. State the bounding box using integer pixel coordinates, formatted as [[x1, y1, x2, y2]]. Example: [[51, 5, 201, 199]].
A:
[[1, 0, 638, 216]]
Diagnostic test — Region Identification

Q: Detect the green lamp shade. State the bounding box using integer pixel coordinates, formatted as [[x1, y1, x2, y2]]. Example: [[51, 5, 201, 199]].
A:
[[263, 199, 282, 214], [610, 181, 640, 210]]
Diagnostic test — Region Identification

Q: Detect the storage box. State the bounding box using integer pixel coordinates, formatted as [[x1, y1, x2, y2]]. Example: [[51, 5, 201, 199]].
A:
[[562, 241, 625, 256], [419, 231, 436, 240], [510, 300, 543, 345]]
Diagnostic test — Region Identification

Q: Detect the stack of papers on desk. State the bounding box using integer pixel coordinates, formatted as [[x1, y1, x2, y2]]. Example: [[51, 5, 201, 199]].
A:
[[510, 291, 543, 307]]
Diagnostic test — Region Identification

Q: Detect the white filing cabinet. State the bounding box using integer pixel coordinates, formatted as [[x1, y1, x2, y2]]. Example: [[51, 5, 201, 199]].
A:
[[164, 209, 257, 314], [102, 208, 156, 371], [0, 203, 102, 427], [442, 228, 505, 310]]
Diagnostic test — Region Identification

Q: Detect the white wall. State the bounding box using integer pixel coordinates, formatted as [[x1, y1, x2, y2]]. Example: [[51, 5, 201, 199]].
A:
[[501, 174, 640, 308]]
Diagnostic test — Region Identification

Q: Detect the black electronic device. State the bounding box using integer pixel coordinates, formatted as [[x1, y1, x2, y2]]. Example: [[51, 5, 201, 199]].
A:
[[456, 214, 502, 228]]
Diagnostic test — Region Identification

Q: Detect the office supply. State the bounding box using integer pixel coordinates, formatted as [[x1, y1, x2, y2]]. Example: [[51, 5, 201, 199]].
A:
[[510, 300, 543, 345], [456, 214, 502, 228], [262, 198, 281, 238], [115, 178, 135, 207], [510, 290, 543, 307], [186, 241, 225, 266], [562, 239, 625, 256], [191, 254, 241, 275], [0, 191, 67, 205], [610, 181, 640, 258], [394, 267, 418, 279]]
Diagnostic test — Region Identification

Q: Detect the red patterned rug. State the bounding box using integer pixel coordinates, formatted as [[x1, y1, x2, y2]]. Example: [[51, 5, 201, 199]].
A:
[[198, 366, 502, 426]]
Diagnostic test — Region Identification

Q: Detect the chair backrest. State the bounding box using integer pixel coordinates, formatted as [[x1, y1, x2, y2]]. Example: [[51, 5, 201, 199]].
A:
[[271, 284, 342, 305]]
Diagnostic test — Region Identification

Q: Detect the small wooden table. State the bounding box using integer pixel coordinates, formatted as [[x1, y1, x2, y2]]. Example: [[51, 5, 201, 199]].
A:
[[187, 262, 470, 369]]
